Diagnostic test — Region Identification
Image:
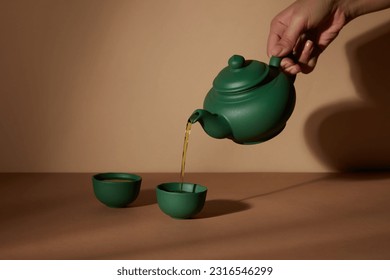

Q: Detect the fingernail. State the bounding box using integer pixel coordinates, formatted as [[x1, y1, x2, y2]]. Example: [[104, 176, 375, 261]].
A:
[[286, 65, 300, 75], [304, 40, 314, 53], [280, 59, 288, 68]]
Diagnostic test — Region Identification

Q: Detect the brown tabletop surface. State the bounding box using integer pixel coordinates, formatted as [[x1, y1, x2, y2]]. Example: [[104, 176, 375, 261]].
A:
[[0, 172, 389, 260]]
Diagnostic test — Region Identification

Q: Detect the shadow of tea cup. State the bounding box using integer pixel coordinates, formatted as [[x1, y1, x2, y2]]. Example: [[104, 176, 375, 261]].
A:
[[156, 182, 207, 219], [92, 173, 142, 208]]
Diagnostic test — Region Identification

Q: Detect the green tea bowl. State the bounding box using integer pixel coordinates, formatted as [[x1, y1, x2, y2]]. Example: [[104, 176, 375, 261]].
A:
[[92, 173, 142, 208], [156, 182, 207, 219]]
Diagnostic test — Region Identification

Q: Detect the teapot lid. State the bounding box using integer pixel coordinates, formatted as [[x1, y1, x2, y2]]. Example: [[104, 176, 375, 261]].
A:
[[213, 55, 270, 93]]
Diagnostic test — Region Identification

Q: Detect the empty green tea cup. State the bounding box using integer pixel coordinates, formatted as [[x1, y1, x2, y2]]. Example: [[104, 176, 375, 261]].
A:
[[156, 182, 207, 219], [92, 173, 142, 208]]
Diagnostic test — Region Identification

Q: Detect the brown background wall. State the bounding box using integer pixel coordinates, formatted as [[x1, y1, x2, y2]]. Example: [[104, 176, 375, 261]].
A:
[[1, 0, 389, 172]]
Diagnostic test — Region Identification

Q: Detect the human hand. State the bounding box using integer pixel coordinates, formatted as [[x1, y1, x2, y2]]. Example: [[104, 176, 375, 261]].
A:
[[267, 0, 348, 74]]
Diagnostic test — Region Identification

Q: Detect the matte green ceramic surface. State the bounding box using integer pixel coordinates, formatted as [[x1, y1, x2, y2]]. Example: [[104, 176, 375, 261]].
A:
[[190, 54, 296, 144], [92, 173, 142, 208], [156, 182, 207, 219]]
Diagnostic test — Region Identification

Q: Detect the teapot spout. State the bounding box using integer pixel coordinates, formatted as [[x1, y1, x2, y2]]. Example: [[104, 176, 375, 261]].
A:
[[189, 109, 232, 139], [188, 109, 204, 124]]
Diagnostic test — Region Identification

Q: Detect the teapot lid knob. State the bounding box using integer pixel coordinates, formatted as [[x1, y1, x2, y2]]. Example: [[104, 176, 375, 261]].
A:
[[228, 55, 245, 69], [213, 54, 270, 93]]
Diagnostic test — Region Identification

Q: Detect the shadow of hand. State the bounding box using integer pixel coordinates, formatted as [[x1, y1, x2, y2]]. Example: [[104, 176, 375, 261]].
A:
[[305, 21, 390, 171]]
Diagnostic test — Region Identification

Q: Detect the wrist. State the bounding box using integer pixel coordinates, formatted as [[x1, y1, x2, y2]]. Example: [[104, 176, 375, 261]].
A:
[[332, 0, 358, 22], [335, 0, 390, 20]]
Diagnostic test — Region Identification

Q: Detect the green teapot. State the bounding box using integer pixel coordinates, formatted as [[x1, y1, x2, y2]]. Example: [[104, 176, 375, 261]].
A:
[[189, 54, 296, 144]]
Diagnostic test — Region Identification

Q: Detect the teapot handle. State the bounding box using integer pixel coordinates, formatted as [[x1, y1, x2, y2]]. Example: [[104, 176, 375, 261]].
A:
[[269, 56, 283, 68], [269, 53, 298, 68], [269, 54, 297, 83]]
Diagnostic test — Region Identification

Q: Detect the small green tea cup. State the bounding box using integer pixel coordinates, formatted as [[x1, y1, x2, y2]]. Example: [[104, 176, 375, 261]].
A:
[[156, 182, 207, 219], [92, 173, 142, 208]]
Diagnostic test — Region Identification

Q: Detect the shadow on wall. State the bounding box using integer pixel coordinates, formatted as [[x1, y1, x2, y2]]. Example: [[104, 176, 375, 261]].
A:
[[305, 21, 390, 171]]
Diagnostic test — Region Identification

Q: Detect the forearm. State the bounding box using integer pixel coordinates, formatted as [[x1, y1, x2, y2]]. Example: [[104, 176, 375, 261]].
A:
[[337, 0, 390, 20]]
